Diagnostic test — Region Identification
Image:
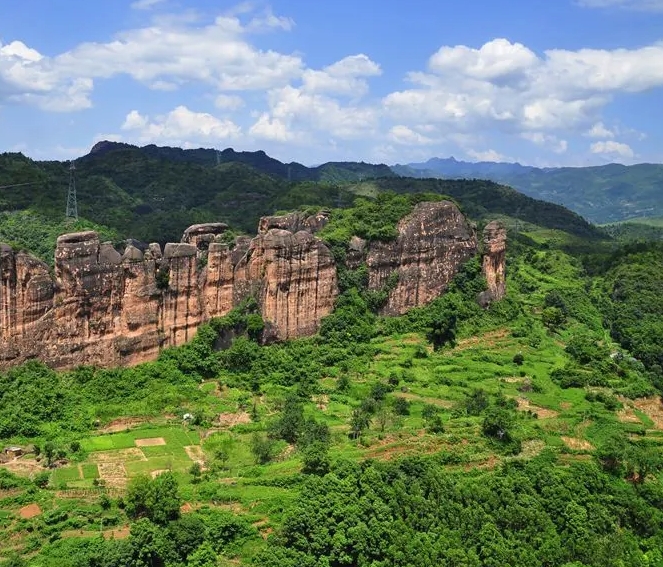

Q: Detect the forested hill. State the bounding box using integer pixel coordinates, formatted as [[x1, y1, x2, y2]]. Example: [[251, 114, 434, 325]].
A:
[[88, 141, 397, 183], [396, 157, 663, 224], [1, 144, 601, 258]]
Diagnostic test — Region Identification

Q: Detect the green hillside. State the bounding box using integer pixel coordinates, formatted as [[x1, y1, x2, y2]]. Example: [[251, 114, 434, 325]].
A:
[[601, 217, 663, 242], [400, 158, 663, 224], [0, 147, 602, 263], [1, 189, 663, 566]]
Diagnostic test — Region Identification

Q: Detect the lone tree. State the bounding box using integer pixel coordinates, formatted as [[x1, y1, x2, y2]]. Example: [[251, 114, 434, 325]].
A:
[[125, 472, 181, 525]]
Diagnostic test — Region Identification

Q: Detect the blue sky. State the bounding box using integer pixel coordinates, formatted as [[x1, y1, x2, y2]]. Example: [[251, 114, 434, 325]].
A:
[[1, 0, 662, 166]]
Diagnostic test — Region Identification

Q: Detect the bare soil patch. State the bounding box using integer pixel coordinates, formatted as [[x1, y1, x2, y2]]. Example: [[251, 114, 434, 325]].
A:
[[97, 462, 128, 488], [617, 406, 642, 425], [517, 398, 559, 419], [464, 455, 501, 471], [150, 469, 169, 479], [501, 376, 526, 384], [633, 398, 663, 429], [202, 412, 252, 439], [520, 439, 546, 458], [215, 412, 251, 427], [135, 437, 166, 447], [98, 417, 149, 434], [19, 503, 41, 519], [453, 329, 510, 351], [90, 448, 146, 463], [184, 445, 205, 465], [561, 436, 594, 451], [62, 526, 130, 540], [314, 395, 329, 411], [180, 502, 194, 514], [0, 456, 42, 477]]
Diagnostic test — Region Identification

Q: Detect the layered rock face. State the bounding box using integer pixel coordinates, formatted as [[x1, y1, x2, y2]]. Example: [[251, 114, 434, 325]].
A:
[[365, 201, 479, 315], [0, 201, 505, 370], [482, 221, 507, 302]]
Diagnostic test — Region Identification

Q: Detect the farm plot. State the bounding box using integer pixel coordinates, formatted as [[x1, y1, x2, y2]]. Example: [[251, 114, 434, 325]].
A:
[[55, 427, 203, 490]]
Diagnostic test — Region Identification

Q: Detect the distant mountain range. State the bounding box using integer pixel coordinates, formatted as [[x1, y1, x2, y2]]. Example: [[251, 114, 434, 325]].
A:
[[394, 157, 663, 224], [89, 141, 396, 184]]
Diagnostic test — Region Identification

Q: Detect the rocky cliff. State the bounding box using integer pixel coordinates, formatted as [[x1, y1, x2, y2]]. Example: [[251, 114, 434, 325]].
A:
[[0, 201, 505, 370]]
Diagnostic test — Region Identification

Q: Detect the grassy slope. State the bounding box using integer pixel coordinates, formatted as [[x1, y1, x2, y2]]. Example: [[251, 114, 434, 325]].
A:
[[0, 224, 658, 565]]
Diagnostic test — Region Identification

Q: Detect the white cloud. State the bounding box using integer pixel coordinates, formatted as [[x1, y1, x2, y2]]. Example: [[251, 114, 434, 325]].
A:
[[249, 113, 293, 141], [590, 140, 635, 158], [384, 38, 663, 144], [388, 125, 435, 145], [429, 38, 537, 84], [521, 132, 568, 153], [0, 9, 303, 111], [301, 54, 381, 97], [258, 84, 380, 141], [466, 148, 509, 162], [215, 94, 244, 110], [131, 0, 166, 10], [121, 106, 241, 145], [585, 122, 615, 138], [578, 0, 663, 11]]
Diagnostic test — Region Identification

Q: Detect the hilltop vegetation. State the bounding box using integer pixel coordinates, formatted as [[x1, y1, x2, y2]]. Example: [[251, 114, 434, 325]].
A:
[[0, 145, 601, 264], [398, 157, 663, 224], [1, 188, 663, 565]]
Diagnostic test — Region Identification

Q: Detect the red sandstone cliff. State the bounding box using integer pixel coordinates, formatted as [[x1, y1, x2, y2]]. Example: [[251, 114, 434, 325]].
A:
[[0, 202, 505, 370]]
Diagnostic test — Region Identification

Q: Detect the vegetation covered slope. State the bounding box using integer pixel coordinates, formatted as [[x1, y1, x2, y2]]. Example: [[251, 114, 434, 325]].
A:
[[0, 147, 602, 265], [1, 192, 662, 566], [398, 158, 663, 224]]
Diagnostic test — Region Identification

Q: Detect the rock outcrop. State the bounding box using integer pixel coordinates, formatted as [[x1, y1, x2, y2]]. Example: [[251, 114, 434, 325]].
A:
[[366, 201, 479, 316], [0, 203, 505, 370], [479, 221, 507, 306]]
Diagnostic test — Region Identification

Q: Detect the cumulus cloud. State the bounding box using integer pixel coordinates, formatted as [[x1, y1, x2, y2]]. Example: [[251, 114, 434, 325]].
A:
[[388, 125, 435, 145], [302, 54, 381, 97], [384, 38, 663, 143], [121, 106, 241, 145], [0, 9, 302, 111], [254, 84, 380, 142], [466, 148, 509, 162], [590, 140, 635, 158], [585, 122, 615, 138], [578, 0, 663, 11]]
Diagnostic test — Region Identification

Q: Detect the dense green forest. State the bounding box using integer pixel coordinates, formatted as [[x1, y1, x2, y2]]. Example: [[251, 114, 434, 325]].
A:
[[2, 151, 663, 566], [1, 145, 600, 262], [397, 157, 663, 224]]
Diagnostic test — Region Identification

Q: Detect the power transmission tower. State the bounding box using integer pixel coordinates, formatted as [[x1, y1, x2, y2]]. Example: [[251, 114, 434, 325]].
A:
[[216, 150, 221, 166], [66, 160, 78, 222]]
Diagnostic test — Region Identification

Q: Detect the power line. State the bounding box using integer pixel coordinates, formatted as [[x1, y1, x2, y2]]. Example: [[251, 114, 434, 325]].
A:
[[0, 182, 38, 190], [66, 160, 78, 222]]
